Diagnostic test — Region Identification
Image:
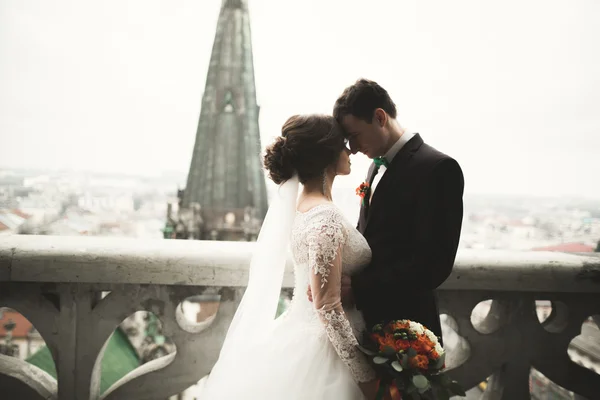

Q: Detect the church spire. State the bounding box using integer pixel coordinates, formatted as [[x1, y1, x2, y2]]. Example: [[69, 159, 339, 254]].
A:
[[172, 0, 267, 241]]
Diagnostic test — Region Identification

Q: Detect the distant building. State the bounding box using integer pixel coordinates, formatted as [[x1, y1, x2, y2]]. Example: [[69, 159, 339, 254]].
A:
[[0, 209, 31, 235], [0, 309, 45, 359], [532, 243, 595, 252], [0, 220, 10, 235]]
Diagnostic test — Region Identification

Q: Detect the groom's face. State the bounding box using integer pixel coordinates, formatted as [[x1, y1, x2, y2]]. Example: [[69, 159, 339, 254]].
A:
[[340, 112, 387, 158]]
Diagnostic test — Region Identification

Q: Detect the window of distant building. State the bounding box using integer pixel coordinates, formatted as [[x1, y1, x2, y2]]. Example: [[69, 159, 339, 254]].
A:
[[224, 90, 234, 113]]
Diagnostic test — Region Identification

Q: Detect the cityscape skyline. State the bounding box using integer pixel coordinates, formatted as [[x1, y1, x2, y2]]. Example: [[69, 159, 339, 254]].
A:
[[2, 165, 600, 202], [2, 165, 599, 246]]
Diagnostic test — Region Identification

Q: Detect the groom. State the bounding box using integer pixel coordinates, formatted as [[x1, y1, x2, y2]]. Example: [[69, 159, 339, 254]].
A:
[[335, 79, 464, 343]]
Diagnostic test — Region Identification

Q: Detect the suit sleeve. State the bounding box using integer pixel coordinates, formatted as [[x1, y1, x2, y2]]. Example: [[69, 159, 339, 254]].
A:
[[352, 158, 464, 306]]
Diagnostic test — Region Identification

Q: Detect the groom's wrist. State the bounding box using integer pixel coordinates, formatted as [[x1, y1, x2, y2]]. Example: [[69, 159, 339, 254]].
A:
[[350, 275, 365, 310]]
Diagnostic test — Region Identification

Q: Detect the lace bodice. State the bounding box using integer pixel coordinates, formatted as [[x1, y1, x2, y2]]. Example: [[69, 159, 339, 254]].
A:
[[288, 203, 375, 383]]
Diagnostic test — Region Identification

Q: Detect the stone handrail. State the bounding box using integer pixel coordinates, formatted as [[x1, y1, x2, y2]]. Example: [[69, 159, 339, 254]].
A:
[[2, 235, 600, 291], [0, 234, 599, 399]]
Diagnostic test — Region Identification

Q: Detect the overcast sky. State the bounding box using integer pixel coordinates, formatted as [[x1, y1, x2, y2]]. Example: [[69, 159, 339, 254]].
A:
[[1, 0, 599, 198]]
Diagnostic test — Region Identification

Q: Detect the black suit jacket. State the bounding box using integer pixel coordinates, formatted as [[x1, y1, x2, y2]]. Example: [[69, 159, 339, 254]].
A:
[[352, 133, 464, 341]]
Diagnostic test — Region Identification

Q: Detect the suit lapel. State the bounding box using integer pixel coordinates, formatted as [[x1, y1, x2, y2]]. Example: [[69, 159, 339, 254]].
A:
[[363, 133, 424, 233]]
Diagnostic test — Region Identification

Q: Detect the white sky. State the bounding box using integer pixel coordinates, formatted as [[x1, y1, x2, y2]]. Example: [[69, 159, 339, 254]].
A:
[[1, 0, 599, 198]]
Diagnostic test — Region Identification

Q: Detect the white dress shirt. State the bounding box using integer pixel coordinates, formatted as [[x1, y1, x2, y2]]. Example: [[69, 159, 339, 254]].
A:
[[370, 131, 415, 199]]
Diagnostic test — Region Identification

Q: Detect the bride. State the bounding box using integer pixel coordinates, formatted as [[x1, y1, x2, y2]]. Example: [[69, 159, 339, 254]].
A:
[[198, 114, 379, 399]]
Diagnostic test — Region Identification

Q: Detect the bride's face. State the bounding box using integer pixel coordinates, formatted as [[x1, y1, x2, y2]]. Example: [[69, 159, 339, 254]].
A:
[[335, 147, 352, 176]]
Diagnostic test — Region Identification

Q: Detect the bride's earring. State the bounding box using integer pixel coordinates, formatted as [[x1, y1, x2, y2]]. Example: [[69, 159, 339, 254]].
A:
[[322, 171, 328, 196]]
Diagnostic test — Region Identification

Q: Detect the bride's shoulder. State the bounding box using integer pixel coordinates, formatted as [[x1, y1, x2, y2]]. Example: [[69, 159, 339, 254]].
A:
[[297, 202, 341, 218], [297, 203, 348, 231]]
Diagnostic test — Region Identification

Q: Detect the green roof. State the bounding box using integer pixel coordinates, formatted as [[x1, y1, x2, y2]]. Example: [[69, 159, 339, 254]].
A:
[[26, 328, 140, 394]]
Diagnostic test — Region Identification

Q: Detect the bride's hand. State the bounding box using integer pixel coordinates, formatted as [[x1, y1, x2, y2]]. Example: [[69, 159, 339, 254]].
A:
[[359, 380, 395, 400]]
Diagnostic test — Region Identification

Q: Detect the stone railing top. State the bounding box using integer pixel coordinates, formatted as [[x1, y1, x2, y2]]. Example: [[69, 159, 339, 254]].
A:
[[1, 234, 599, 292]]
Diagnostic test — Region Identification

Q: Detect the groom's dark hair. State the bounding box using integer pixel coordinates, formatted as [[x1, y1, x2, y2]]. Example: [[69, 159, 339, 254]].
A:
[[333, 79, 397, 123]]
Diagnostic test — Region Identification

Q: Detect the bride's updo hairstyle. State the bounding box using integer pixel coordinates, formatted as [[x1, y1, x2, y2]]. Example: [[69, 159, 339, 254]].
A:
[[264, 114, 346, 185]]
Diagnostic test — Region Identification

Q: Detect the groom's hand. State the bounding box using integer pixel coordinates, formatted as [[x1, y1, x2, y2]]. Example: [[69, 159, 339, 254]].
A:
[[341, 275, 354, 306], [307, 275, 353, 305]]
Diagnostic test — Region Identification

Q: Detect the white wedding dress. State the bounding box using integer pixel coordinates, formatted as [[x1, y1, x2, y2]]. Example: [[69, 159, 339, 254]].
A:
[[198, 202, 376, 399]]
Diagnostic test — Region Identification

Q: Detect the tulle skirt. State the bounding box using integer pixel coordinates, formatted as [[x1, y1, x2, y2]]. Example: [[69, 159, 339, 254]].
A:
[[197, 311, 366, 400]]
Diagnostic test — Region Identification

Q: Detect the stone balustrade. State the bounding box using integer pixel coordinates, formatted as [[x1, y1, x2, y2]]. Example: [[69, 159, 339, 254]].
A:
[[0, 234, 599, 400]]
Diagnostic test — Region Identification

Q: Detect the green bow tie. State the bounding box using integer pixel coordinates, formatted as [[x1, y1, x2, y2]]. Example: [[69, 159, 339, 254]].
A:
[[373, 157, 389, 168]]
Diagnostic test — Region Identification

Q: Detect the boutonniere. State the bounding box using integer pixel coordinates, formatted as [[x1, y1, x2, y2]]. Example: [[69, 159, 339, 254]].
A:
[[355, 182, 370, 206]]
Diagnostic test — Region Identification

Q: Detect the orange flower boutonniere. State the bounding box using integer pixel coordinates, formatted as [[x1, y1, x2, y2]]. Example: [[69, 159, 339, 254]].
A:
[[356, 182, 370, 206]]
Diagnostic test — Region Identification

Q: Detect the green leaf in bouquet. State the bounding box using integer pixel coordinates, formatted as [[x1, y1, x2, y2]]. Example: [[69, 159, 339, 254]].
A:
[[412, 374, 429, 390], [436, 373, 451, 386], [400, 353, 410, 369], [403, 382, 419, 399], [405, 383, 417, 394], [432, 386, 450, 400], [407, 347, 417, 358], [357, 344, 376, 356], [391, 361, 403, 372], [382, 346, 396, 357], [418, 385, 431, 394], [448, 381, 466, 396], [373, 356, 388, 365], [433, 352, 446, 369]]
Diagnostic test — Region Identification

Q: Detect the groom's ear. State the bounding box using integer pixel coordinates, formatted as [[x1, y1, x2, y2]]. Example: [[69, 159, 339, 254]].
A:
[[373, 108, 387, 127]]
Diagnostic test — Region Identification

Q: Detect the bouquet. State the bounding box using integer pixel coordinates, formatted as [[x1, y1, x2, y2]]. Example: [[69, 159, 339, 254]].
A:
[[358, 320, 465, 400]]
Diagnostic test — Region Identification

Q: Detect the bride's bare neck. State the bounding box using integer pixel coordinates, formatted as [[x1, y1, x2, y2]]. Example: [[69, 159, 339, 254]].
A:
[[297, 174, 335, 211]]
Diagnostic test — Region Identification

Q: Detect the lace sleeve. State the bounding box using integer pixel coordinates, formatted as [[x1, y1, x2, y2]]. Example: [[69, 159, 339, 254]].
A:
[[307, 210, 376, 383]]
